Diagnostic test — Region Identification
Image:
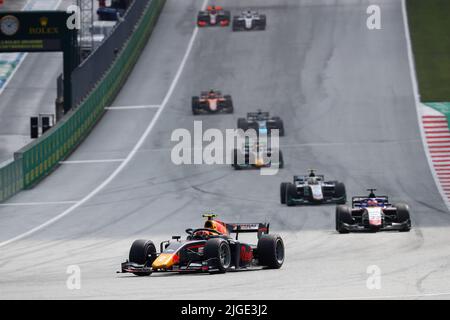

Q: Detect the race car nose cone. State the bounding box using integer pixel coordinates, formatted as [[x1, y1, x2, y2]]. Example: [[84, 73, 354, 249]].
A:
[[152, 253, 178, 269]]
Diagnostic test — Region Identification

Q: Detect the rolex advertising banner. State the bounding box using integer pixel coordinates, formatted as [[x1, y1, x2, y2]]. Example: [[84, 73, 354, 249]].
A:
[[0, 11, 72, 52], [0, 11, 77, 112]]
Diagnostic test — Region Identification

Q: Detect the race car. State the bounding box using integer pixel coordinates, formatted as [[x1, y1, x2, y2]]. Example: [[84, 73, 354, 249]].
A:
[[192, 90, 234, 115], [237, 110, 285, 136], [232, 140, 284, 170], [281, 170, 346, 206], [197, 5, 231, 27], [335, 189, 411, 233], [119, 214, 284, 276], [232, 10, 266, 31]]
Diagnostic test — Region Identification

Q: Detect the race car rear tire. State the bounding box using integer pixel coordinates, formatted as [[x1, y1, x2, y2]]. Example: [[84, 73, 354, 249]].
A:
[[395, 203, 411, 232], [232, 149, 243, 170], [272, 117, 285, 136], [129, 239, 156, 276], [205, 238, 232, 273], [280, 182, 288, 204], [278, 150, 284, 168], [237, 118, 248, 131], [334, 182, 347, 204], [257, 234, 284, 269], [336, 205, 352, 234], [286, 183, 297, 206], [192, 97, 201, 115]]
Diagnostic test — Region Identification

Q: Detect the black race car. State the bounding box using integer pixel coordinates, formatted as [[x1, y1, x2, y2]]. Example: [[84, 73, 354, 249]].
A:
[[119, 214, 284, 275], [336, 189, 412, 233], [237, 110, 285, 136], [232, 10, 266, 31], [281, 170, 346, 206], [192, 90, 233, 114], [232, 140, 284, 170], [197, 6, 231, 27]]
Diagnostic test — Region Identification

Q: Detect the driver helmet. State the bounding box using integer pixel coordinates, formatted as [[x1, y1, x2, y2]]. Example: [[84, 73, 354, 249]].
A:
[[367, 199, 378, 207], [193, 230, 212, 238], [208, 89, 216, 97]]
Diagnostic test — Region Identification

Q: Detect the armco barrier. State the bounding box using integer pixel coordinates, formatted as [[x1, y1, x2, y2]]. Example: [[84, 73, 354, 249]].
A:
[[0, 0, 166, 199], [0, 159, 23, 202], [71, 0, 153, 107]]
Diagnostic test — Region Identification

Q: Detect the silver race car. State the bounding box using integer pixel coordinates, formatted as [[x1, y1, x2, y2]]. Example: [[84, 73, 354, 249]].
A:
[[281, 170, 346, 205], [232, 10, 266, 31]]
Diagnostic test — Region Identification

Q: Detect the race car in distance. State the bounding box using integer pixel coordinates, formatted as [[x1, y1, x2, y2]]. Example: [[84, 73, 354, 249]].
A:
[[232, 10, 266, 31], [197, 5, 231, 27], [192, 90, 233, 115], [335, 189, 411, 233], [237, 110, 285, 136], [119, 214, 284, 276], [232, 140, 284, 170], [281, 170, 346, 206]]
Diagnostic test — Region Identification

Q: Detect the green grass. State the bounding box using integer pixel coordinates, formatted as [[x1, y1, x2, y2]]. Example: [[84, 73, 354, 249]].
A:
[[407, 0, 450, 102]]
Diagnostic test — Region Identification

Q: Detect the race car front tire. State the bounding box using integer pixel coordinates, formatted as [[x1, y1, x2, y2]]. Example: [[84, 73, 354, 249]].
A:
[[192, 97, 201, 115], [395, 203, 411, 232], [232, 149, 243, 170], [334, 182, 347, 204], [205, 238, 232, 273], [237, 118, 248, 132], [129, 239, 157, 276], [257, 234, 284, 269], [286, 183, 297, 206], [336, 205, 353, 233], [224, 95, 234, 113], [280, 182, 288, 204]]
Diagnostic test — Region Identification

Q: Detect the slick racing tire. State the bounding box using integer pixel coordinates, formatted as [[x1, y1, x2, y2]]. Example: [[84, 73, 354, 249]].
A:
[[259, 15, 267, 30], [334, 182, 347, 204], [232, 149, 243, 170], [395, 203, 411, 232], [205, 238, 232, 273], [257, 234, 284, 269], [272, 117, 285, 136], [224, 95, 234, 113], [192, 97, 201, 115], [237, 118, 248, 132], [280, 182, 288, 204], [129, 239, 157, 276], [336, 205, 352, 234], [286, 183, 297, 206]]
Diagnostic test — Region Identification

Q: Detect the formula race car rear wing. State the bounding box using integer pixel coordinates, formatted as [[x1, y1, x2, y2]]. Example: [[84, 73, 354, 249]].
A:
[[226, 223, 270, 240]]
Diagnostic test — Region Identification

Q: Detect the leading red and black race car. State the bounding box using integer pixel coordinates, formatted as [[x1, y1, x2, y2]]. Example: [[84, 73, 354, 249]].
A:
[[119, 214, 285, 276], [197, 6, 231, 27], [192, 90, 233, 114]]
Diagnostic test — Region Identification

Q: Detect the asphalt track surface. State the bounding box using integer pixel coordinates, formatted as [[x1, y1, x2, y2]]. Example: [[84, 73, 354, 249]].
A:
[[1, 0, 450, 299]]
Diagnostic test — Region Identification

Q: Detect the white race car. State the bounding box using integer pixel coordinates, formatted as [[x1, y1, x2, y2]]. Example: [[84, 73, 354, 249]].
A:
[[232, 10, 266, 31]]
